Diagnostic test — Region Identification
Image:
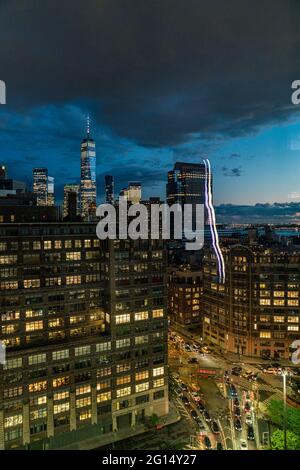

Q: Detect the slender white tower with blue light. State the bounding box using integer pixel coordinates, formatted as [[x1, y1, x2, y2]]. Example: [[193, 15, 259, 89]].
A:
[[80, 115, 97, 220]]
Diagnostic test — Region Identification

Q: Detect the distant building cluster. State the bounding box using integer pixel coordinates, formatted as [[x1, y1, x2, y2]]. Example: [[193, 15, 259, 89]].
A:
[[1, 121, 300, 451]]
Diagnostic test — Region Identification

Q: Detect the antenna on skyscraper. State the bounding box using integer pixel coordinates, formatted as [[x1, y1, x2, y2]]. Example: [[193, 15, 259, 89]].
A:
[[86, 114, 90, 138]]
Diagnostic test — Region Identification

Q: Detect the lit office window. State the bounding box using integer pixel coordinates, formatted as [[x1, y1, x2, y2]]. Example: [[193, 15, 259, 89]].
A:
[[66, 276, 81, 285], [135, 335, 148, 345], [288, 316, 299, 323], [115, 314, 130, 324], [135, 382, 149, 393], [0, 281, 18, 290], [116, 375, 131, 386], [28, 353, 46, 365], [30, 408, 47, 420], [274, 316, 284, 323], [53, 391, 70, 401], [25, 309, 43, 318], [76, 385, 91, 396], [66, 252, 81, 261], [259, 299, 271, 306], [78, 410, 91, 421], [288, 291, 298, 298], [288, 325, 299, 331], [0, 255, 17, 264], [134, 311, 148, 321], [52, 377, 70, 388], [4, 358, 22, 370], [259, 332, 271, 339], [153, 309, 164, 318], [96, 380, 111, 390], [29, 381, 47, 393], [75, 345, 91, 356], [24, 279, 40, 289], [153, 378, 164, 388], [135, 371, 149, 381], [76, 397, 91, 408], [116, 387, 131, 398], [153, 367, 164, 377], [97, 392, 111, 402], [30, 395, 47, 406], [96, 342, 111, 352], [4, 415, 23, 428], [116, 338, 131, 349], [54, 403, 70, 414], [52, 349, 69, 361], [25, 321, 43, 332]]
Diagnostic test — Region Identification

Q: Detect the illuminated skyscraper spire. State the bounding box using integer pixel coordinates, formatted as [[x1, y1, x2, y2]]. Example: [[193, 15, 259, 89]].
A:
[[80, 114, 97, 220], [86, 114, 90, 138]]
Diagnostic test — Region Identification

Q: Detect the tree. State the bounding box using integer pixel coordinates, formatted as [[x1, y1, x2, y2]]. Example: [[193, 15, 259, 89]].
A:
[[267, 399, 300, 434], [150, 413, 159, 426], [270, 429, 300, 450], [267, 400, 300, 450]]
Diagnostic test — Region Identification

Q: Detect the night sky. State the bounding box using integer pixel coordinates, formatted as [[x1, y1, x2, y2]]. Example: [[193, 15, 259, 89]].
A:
[[1, 0, 300, 222]]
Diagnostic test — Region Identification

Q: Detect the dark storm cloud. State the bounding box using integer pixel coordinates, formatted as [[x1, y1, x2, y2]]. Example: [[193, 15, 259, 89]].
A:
[[1, 0, 300, 147], [222, 166, 242, 177]]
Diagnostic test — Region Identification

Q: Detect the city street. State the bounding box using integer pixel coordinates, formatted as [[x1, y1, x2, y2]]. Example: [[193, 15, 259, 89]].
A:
[[168, 325, 289, 450]]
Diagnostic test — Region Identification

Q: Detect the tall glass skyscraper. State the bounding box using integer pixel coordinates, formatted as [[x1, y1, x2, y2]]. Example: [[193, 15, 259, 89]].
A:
[[80, 118, 96, 220], [105, 175, 114, 204], [47, 176, 55, 206], [166, 161, 210, 229], [63, 183, 80, 218], [33, 168, 48, 206]]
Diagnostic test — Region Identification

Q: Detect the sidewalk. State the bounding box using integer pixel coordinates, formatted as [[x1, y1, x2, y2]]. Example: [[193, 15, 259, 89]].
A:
[[56, 401, 181, 450]]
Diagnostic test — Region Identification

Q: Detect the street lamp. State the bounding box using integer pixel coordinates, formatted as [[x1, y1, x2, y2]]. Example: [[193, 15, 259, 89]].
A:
[[282, 370, 288, 450]]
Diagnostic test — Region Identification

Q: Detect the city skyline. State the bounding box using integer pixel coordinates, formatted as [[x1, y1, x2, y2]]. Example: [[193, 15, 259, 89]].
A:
[[1, 1, 300, 454], [1, 1, 300, 216]]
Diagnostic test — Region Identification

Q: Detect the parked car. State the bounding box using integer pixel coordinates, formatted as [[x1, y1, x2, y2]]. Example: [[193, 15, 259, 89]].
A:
[[204, 436, 212, 450], [233, 397, 239, 408], [247, 425, 255, 441], [216, 442, 223, 450], [188, 357, 199, 364], [211, 421, 220, 434], [198, 420, 206, 431], [203, 410, 211, 422], [244, 402, 251, 413], [191, 410, 198, 420], [234, 407, 241, 418], [197, 402, 205, 412], [232, 366, 242, 376], [234, 418, 242, 432], [245, 414, 252, 426], [182, 396, 190, 406], [240, 439, 248, 450]]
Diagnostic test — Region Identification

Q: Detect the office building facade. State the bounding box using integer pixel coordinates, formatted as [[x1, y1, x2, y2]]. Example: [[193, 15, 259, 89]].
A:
[[203, 244, 300, 359], [168, 268, 202, 327], [63, 184, 80, 220], [33, 168, 48, 207], [0, 218, 168, 449]]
